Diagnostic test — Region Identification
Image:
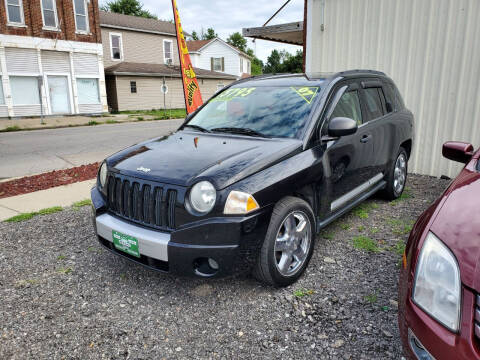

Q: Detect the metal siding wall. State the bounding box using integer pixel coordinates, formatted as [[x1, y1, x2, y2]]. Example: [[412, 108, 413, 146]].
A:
[[12, 105, 43, 117], [5, 48, 39, 73], [307, 0, 480, 178], [41, 51, 71, 73], [73, 53, 99, 75]]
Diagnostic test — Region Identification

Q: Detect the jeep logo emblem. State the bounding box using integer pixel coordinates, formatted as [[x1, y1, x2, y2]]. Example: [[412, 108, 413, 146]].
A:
[[136, 166, 151, 173]]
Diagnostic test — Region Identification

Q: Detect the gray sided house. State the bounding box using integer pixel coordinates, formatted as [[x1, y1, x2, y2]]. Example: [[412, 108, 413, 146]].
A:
[[100, 11, 236, 112]]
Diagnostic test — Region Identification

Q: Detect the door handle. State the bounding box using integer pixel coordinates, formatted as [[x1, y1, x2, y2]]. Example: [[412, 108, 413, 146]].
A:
[[360, 134, 372, 143]]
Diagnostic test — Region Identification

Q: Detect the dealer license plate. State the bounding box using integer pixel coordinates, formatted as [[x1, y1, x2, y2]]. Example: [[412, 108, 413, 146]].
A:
[[112, 230, 140, 258]]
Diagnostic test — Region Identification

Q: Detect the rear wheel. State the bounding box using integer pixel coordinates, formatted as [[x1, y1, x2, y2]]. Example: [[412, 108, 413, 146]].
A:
[[253, 197, 315, 287], [383, 147, 408, 200]]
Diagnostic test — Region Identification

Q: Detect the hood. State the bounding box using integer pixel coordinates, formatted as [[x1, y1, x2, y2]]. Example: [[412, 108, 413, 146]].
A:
[[107, 130, 302, 189], [430, 163, 480, 290]]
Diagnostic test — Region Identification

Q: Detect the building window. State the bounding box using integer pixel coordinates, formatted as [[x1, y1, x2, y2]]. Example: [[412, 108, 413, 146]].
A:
[[76, 78, 100, 104], [212, 57, 223, 72], [163, 40, 173, 64], [73, 0, 89, 33], [41, 0, 58, 28], [10, 76, 41, 105], [110, 33, 123, 61], [5, 0, 25, 25], [0, 78, 5, 105], [130, 81, 137, 93]]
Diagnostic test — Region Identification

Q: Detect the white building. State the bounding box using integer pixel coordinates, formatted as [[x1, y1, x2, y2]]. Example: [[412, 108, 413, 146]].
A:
[[0, 0, 107, 118], [187, 38, 252, 80], [244, 0, 480, 178]]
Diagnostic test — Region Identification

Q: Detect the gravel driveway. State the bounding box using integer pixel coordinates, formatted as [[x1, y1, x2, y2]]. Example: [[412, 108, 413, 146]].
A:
[[0, 174, 450, 359]]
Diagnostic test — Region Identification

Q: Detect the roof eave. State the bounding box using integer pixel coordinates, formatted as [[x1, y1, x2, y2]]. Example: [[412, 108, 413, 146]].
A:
[[100, 24, 176, 37], [106, 71, 236, 80], [242, 21, 304, 46]]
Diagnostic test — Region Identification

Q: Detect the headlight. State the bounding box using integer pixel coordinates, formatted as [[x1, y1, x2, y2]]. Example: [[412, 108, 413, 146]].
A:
[[412, 232, 461, 331], [224, 191, 259, 214], [189, 181, 216, 214], [98, 162, 107, 189]]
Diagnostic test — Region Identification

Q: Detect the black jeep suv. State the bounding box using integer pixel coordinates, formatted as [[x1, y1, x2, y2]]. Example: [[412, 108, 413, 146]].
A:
[[91, 70, 413, 286]]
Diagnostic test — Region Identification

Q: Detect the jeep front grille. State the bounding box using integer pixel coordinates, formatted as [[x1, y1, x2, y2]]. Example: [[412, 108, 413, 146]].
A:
[[106, 174, 177, 230]]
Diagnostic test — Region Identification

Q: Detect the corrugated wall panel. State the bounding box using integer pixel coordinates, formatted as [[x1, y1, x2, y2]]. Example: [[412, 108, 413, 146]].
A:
[[41, 51, 70, 73], [307, 0, 480, 177], [73, 53, 99, 75], [78, 104, 103, 114], [5, 48, 39, 73], [0, 105, 8, 117]]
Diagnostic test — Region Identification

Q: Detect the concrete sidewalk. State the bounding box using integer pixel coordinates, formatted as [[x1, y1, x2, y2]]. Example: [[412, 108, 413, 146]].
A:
[[0, 113, 159, 132], [0, 179, 95, 221]]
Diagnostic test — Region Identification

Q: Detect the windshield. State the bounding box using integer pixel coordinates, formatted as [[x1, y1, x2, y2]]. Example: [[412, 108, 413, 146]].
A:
[[186, 86, 321, 138]]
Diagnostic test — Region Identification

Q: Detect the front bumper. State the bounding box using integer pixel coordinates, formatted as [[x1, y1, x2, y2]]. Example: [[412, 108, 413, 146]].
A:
[[91, 187, 271, 278], [399, 266, 480, 359]]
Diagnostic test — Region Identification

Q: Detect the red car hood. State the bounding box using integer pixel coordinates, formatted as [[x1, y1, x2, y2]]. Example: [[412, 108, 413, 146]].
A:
[[430, 158, 480, 290]]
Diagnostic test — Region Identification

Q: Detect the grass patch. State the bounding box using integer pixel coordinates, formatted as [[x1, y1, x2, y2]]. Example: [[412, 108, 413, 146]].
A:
[[4, 206, 63, 222], [1, 125, 21, 132], [388, 218, 414, 235], [390, 187, 412, 206], [57, 255, 66, 261], [353, 202, 378, 219], [391, 241, 406, 256], [57, 267, 73, 274], [136, 117, 144, 121], [340, 223, 351, 230], [105, 119, 119, 124], [364, 292, 377, 304], [15, 279, 39, 288], [370, 227, 379, 234], [73, 199, 92, 210], [293, 289, 315, 298], [353, 235, 380, 252], [120, 108, 187, 119], [87, 120, 99, 126], [358, 225, 365, 232], [322, 232, 335, 240]]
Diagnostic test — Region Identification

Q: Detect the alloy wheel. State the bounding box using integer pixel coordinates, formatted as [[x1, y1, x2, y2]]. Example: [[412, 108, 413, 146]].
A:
[[394, 153, 407, 195]]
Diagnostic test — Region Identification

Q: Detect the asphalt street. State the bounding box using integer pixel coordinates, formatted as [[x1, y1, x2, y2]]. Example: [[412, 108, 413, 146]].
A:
[[0, 119, 183, 179]]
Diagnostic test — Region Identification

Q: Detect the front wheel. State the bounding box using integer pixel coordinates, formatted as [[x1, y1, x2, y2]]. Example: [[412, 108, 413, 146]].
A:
[[383, 147, 408, 200], [253, 197, 315, 287]]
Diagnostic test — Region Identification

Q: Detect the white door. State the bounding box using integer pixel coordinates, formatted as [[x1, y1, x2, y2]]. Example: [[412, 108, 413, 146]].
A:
[[48, 76, 71, 114]]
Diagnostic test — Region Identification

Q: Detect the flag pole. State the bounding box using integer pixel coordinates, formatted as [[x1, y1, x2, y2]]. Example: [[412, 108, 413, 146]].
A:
[[171, 0, 188, 111]]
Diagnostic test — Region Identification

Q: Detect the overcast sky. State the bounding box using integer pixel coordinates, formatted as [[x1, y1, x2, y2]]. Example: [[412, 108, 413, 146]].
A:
[[100, 0, 304, 63]]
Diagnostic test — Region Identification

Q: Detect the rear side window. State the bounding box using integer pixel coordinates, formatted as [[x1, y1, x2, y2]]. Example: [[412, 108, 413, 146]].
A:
[[330, 90, 363, 125], [364, 87, 385, 119]]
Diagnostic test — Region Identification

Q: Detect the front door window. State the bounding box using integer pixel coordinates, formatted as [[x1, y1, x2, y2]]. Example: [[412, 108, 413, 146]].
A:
[[48, 76, 70, 114]]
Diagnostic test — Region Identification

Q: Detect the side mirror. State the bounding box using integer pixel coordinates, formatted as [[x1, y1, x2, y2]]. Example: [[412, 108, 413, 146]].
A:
[[328, 117, 358, 137], [442, 141, 474, 164]]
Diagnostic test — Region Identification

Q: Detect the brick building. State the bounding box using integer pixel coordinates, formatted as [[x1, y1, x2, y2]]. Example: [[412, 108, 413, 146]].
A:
[[0, 0, 107, 117]]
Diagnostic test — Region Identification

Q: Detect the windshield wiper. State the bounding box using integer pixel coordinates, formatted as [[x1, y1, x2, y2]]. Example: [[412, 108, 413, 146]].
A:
[[210, 127, 269, 138], [183, 124, 211, 133]]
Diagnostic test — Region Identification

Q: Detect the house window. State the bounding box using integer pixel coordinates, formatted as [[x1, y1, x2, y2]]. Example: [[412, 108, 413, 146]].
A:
[[0, 78, 5, 105], [41, 0, 58, 28], [110, 33, 123, 60], [130, 81, 137, 93], [5, 0, 24, 25], [163, 40, 173, 64], [10, 76, 41, 105], [73, 0, 88, 33], [76, 78, 100, 104], [212, 57, 223, 72]]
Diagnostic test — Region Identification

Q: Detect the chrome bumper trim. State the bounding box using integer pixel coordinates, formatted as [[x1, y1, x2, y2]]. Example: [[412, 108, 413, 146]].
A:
[[96, 213, 170, 261]]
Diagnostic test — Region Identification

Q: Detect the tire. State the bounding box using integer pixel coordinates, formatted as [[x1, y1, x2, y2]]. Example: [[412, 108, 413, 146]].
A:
[[253, 196, 315, 287], [382, 147, 408, 200]]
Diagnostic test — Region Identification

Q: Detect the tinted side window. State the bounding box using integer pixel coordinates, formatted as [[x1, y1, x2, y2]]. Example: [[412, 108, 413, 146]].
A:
[[364, 88, 385, 119], [382, 83, 396, 112], [330, 90, 363, 125]]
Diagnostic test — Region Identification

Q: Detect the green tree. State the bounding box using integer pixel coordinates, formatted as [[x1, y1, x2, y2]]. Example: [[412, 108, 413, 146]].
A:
[[101, 0, 157, 19], [226, 32, 247, 52], [263, 49, 303, 74], [246, 48, 263, 76], [191, 31, 199, 41], [202, 27, 218, 40]]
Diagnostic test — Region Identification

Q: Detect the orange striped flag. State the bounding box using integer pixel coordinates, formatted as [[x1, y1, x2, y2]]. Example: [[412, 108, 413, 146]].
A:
[[171, 0, 203, 114]]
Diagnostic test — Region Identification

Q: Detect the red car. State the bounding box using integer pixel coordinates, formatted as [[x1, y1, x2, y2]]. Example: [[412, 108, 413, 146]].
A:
[[399, 141, 480, 359]]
